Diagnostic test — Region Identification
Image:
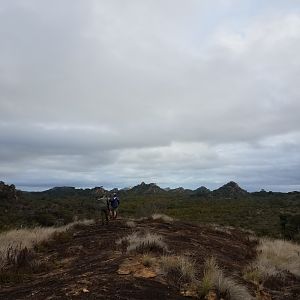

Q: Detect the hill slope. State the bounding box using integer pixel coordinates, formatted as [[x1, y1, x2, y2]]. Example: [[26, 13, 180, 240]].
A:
[[212, 181, 248, 197], [1, 218, 298, 300], [129, 182, 166, 194]]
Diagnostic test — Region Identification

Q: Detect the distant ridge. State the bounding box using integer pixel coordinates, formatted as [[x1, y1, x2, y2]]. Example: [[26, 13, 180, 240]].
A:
[[1, 180, 255, 196], [42, 186, 77, 195], [47, 186, 76, 191], [127, 181, 248, 197]]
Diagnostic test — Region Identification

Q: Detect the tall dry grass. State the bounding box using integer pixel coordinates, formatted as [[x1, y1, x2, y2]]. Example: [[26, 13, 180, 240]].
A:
[[245, 238, 300, 281], [0, 219, 94, 270], [198, 257, 252, 300], [116, 231, 167, 254], [125, 220, 136, 228], [151, 214, 174, 223], [160, 255, 196, 285]]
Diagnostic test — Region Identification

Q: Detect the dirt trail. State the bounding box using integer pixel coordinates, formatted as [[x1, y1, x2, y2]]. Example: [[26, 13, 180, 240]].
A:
[[0, 219, 260, 299]]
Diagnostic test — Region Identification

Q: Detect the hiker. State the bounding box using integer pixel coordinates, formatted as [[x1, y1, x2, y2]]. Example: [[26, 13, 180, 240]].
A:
[[110, 193, 120, 219], [95, 189, 110, 225]]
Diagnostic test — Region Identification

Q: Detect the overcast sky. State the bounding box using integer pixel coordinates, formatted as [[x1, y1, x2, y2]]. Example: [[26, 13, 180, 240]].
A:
[[1, 0, 300, 192]]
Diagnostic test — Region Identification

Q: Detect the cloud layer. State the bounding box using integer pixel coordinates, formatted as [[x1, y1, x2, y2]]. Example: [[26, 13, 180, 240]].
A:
[[1, 0, 300, 191]]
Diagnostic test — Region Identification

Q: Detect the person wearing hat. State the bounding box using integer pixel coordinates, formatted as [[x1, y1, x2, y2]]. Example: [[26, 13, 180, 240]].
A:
[[95, 188, 110, 225]]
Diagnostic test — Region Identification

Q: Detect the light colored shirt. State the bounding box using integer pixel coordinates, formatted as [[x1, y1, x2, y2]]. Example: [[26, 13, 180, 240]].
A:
[[97, 196, 109, 209]]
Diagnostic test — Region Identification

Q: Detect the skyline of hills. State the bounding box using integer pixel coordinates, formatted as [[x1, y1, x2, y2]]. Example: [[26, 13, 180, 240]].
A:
[[2, 180, 298, 196]]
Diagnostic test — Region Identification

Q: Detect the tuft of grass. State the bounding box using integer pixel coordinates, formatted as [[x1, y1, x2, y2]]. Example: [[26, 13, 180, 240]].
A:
[[243, 267, 263, 285], [160, 255, 196, 285], [214, 273, 253, 300], [142, 254, 155, 267], [116, 231, 167, 254], [125, 221, 136, 228], [197, 257, 218, 298], [197, 257, 252, 300], [151, 214, 174, 223], [4, 244, 34, 269], [244, 238, 300, 281], [198, 273, 214, 298]]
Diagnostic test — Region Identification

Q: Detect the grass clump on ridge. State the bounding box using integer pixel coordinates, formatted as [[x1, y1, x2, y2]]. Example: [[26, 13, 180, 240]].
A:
[[117, 232, 168, 254], [116, 231, 167, 254], [151, 214, 174, 223], [198, 257, 252, 300], [244, 238, 300, 284], [142, 254, 156, 267], [125, 220, 136, 228], [160, 255, 196, 285]]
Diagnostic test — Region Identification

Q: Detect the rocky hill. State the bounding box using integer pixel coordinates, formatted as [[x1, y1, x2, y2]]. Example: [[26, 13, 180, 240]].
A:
[[129, 182, 166, 194], [212, 181, 248, 197], [193, 186, 211, 195], [0, 181, 24, 227], [0, 181, 18, 201], [1, 217, 298, 300]]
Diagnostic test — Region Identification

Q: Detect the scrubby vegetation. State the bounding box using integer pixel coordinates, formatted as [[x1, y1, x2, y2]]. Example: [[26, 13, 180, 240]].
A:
[[1, 181, 300, 242], [120, 193, 300, 240], [0, 187, 97, 231]]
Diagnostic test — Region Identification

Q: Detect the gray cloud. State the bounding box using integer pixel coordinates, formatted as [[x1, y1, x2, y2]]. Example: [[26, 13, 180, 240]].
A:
[[0, 0, 300, 191]]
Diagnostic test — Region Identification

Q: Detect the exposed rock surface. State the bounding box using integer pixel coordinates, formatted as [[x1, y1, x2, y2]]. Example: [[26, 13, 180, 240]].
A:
[[0, 219, 297, 299]]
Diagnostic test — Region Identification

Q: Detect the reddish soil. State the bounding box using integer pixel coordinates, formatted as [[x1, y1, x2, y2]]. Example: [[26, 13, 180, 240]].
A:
[[0, 219, 298, 299]]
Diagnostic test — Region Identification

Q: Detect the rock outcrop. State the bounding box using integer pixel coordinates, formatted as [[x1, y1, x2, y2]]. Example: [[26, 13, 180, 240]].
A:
[[0, 181, 18, 201]]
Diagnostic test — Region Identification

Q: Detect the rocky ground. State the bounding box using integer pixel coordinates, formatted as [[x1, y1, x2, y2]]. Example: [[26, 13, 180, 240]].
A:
[[0, 218, 298, 299]]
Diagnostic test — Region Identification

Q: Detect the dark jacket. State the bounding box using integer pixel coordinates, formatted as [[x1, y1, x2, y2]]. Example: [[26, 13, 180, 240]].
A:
[[110, 196, 120, 209]]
